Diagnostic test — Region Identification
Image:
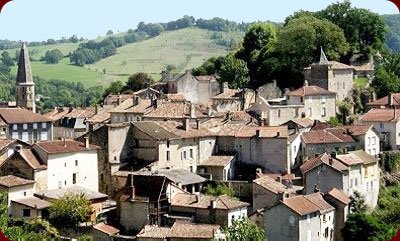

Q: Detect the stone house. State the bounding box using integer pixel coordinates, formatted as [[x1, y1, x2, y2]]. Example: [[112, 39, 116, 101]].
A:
[[103, 93, 135, 106], [300, 151, 379, 208], [85, 105, 114, 132], [0, 108, 53, 143], [10, 196, 50, 220], [136, 222, 225, 241], [264, 193, 335, 241], [360, 108, 400, 150], [56, 107, 96, 139], [0, 175, 35, 214], [248, 85, 336, 126], [301, 125, 380, 160], [165, 70, 220, 104], [211, 85, 255, 112], [197, 155, 236, 181], [0, 139, 29, 164], [170, 193, 249, 227], [252, 175, 301, 211], [304, 49, 354, 102], [256, 80, 282, 100], [0, 139, 100, 192], [109, 97, 153, 124], [324, 188, 351, 241]]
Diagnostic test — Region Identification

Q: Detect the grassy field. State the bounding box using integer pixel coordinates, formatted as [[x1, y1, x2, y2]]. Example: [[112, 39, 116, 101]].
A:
[[354, 77, 369, 88], [3, 28, 233, 86], [89, 28, 230, 80], [10, 58, 104, 87]]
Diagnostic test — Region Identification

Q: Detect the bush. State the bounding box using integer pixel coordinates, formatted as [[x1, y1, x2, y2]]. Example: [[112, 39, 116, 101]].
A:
[[380, 152, 400, 173], [204, 183, 235, 197], [43, 49, 64, 64]]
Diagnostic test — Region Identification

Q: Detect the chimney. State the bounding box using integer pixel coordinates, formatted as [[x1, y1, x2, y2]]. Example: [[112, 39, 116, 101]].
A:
[[15, 145, 22, 152], [276, 132, 280, 137], [195, 195, 199, 203], [304, 80, 309, 86], [84, 137, 90, 149], [210, 200, 217, 209], [329, 158, 334, 166], [278, 191, 287, 202], [256, 168, 262, 174], [183, 118, 190, 131], [117, 95, 122, 106], [130, 185, 136, 200], [133, 96, 140, 106], [314, 184, 320, 193], [222, 82, 229, 93], [63, 138, 67, 147], [330, 152, 337, 159], [190, 104, 196, 118], [256, 129, 261, 138], [95, 104, 99, 114], [389, 93, 394, 106], [277, 176, 282, 183], [196, 119, 201, 130], [207, 106, 212, 117]]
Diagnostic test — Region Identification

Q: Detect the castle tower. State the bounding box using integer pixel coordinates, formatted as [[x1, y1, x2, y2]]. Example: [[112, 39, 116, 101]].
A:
[[309, 47, 333, 90], [16, 43, 36, 113]]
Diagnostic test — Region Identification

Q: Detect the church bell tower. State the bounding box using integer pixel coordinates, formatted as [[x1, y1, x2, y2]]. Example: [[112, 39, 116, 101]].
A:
[[16, 43, 36, 113]]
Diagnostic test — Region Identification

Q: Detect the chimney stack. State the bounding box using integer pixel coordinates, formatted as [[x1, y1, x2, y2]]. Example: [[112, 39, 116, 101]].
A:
[[330, 152, 337, 159], [95, 104, 99, 114], [389, 93, 394, 106], [196, 119, 201, 130], [117, 95, 122, 106], [256, 129, 261, 138], [277, 176, 282, 183], [130, 185, 136, 200], [329, 158, 334, 166], [190, 104, 196, 118], [210, 200, 217, 209], [133, 96, 140, 106], [84, 137, 90, 149], [15, 145, 22, 153], [183, 118, 190, 131], [63, 138, 67, 147]]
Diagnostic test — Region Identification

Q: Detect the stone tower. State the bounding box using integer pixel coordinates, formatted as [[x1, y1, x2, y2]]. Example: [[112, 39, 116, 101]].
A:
[[16, 43, 36, 113], [308, 47, 333, 90]]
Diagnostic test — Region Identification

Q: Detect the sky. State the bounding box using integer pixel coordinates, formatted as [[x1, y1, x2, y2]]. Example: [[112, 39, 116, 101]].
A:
[[0, 0, 398, 41]]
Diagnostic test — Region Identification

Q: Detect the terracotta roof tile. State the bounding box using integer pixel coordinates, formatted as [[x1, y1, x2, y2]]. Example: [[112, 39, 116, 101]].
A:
[[199, 155, 234, 167], [300, 153, 348, 174], [326, 188, 351, 205], [43, 107, 71, 121], [286, 86, 335, 97], [171, 193, 249, 210], [301, 129, 355, 144], [132, 122, 179, 140], [367, 94, 400, 107], [170, 222, 221, 239], [111, 98, 153, 114], [235, 126, 288, 138], [0, 108, 52, 124], [283, 118, 314, 128], [12, 196, 50, 209], [157, 121, 215, 139], [360, 108, 400, 122], [137, 225, 171, 238], [103, 94, 135, 106], [283, 193, 334, 216], [64, 107, 96, 118], [212, 89, 242, 100], [93, 222, 120, 235], [253, 176, 288, 194], [0, 139, 14, 150], [34, 140, 100, 154], [194, 75, 217, 82], [336, 153, 365, 166], [0, 175, 34, 188], [166, 94, 186, 102], [86, 107, 113, 124]]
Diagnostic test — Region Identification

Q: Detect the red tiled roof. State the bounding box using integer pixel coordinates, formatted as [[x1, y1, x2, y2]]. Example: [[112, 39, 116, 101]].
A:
[[326, 188, 351, 205], [137, 222, 221, 239], [0, 175, 34, 188], [171, 193, 249, 210], [20, 149, 46, 170], [43, 107, 71, 121], [199, 155, 234, 167], [145, 102, 208, 119], [366, 93, 400, 107], [157, 121, 215, 139], [235, 126, 288, 138], [300, 153, 348, 174], [336, 153, 365, 166], [301, 129, 355, 144], [93, 222, 120, 235], [34, 140, 100, 154], [166, 94, 186, 102], [0, 108, 52, 124], [253, 176, 288, 194], [64, 107, 96, 118], [282, 193, 334, 216], [0, 139, 14, 150], [360, 108, 400, 122], [287, 86, 335, 97], [212, 89, 242, 100]]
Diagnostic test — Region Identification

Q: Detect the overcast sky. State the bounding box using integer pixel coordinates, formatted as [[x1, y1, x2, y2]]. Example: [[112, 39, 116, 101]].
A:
[[0, 0, 397, 41]]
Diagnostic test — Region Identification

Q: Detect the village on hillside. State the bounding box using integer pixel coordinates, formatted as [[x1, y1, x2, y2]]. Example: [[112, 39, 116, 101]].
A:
[[0, 36, 394, 240]]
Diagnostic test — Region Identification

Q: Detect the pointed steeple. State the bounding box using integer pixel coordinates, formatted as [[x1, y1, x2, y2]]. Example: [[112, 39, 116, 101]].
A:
[[16, 42, 33, 84], [319, 47, 329, 65]]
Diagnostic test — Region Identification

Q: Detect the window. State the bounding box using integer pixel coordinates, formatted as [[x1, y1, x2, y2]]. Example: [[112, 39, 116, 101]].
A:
[[75, 160, 78, 166], [372, 137, 376, 145], [13, 124, 17, 131], [355, 178, 358, 186], [33, 123, 37, 129], [380, 123, 384, 129], [23, 124, 28, 130], [23, 192, 27, 196], [368, 137, 371, 145], [40, 132, 48, 141], [323, 214, 326, 222], [72, 173, 77, 184], [300, 97, 304, 103], [337, 82, 340, 91], [64, 163, 66, 167], [12, 132, 18, 139], [321, 107, 326, 117], [23, 209, 31, 217], [321, 96, 326, 103], [189, 149, 193, 158], [371, 181, 373, 189], [308, 108, 312, 117], [22, 132, 28, 142], [350, 179, 353, 188], [42, 123, 47, 129], [293, 145, 297, 153], [324, 227, 329, 238], [278, 109, 281, 118], [366, 182, 369, 190], [64, 180, 67, 185], [189, 166, 193, 173], [183, 151, 187, 159], [166, 151, 170, 161], [167, 141, 170, 148]]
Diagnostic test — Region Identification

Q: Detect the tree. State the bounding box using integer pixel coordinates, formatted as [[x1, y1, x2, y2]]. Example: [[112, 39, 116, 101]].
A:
[[204, 183, 235, 197], [236, 22, 277, 85], [43, 49, 64, 64], [318, 1, 387, 59], [226, 218, 265, 241], [123, 72, 154, 92], [372, 53, 400, 98], [1, 51, 14, 66], [104, 80, 124, 97], [192, 56, 225, 76], [106, 30, 114, 35], [350, 191, 368, 213], [220, 54, 249, 89], [49, 194, 92, 228], [342, 213, 388, 241], [337, 100, 352, 125]]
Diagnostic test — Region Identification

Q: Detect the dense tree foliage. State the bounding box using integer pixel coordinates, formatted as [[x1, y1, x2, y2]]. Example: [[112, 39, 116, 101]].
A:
[[342, 213, 389, 241], [380, 152, 400, 174], [103, 80, 125, 97], [204, 183, 235, 197], [226, 218, 265, 241], [196, 17, 250, 32], [192, 56, 225, 76], [372, 53, 400, 98], [123, 72, 154, 92], [0, 35, 83, 50], [384, 14, 400, 52], [1, 51, 14, 66], [49, 194, 92, 228], [220, 54, 249, 89], [43, 49, 64, 64]]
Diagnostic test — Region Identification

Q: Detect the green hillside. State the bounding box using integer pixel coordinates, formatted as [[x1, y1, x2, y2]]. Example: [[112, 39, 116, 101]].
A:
[[3, 28, 235, 86]]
